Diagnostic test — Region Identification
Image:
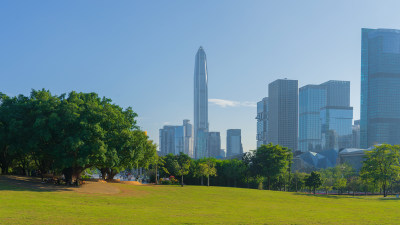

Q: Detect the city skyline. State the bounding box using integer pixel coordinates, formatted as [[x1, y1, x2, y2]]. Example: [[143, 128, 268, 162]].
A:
[[4, 1, 400, 152]]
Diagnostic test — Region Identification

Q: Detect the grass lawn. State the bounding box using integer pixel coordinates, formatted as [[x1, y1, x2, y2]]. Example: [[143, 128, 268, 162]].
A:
[[0, 176, 399, 224]]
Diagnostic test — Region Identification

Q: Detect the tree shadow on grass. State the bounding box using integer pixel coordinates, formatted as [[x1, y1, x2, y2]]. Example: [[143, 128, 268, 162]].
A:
[[293, 192, 400, 200], [293, 192, 341, 199], [0, 175, 76, 192]]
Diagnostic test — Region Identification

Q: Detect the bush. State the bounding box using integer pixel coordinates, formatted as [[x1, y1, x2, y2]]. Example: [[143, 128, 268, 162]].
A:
[[160, 176, 179, 185]]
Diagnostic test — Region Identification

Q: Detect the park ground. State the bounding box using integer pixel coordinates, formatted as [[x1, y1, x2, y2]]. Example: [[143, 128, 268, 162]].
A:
[[0, 176, 399, 224]]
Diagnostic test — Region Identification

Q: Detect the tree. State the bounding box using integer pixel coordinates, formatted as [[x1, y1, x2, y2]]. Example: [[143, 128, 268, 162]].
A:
[[361, 144, 400, 197], [305, 171, 322, 194], [196, 162, 208, 185], [290, 171, 306, 192], [347, 176, 362, 196], [174, 152, 191, 187], [319, 168, 334, 195], [221, 159, 245, 187], [250, 144, 292, 190], [334, 178, 347, 195], [204, 159, 217, 186]]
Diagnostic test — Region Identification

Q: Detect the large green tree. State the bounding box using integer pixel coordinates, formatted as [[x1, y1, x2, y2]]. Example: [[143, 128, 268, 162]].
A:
[[305, 171, 322, 194], [250, 144, 292, 190], [361, 144, 400, 197]]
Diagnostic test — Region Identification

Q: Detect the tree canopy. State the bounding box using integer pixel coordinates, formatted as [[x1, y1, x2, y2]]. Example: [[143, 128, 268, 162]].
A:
[[0, 89, 156, 183]]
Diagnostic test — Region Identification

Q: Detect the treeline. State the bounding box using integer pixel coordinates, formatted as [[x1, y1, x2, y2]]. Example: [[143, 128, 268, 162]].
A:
[[157, 143, 400, 197], [0, 89, 157, 183], [157, 144, 294, 190]]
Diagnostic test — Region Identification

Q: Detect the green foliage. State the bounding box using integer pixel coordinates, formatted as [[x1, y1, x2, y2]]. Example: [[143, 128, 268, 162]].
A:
[[160, 152, 191, 187], [250, 143, 292, 190], [0, 90, 156, 183], [361, 144, 400, 197], [305, 171, 322, 194]]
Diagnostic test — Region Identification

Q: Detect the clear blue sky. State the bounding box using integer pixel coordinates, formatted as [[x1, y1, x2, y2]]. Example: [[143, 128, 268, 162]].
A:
[[1, 0, 400, 152]]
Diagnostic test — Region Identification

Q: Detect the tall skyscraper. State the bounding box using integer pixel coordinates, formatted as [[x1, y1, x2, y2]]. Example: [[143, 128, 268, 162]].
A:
[[268, 79, 298, 151], [183, 119, 194, 158], [352, 120, 360, 148], [194, 46, 209, 159], [298, 81, 353, 152], [208, 132, 221, 158], [226, 129, 243, 157], [256, 97, 268, 148], [319, 80, 353, 150], [361, 28, 400, 148], [159, 125, 185, 156], [299, 85, 326, 152]]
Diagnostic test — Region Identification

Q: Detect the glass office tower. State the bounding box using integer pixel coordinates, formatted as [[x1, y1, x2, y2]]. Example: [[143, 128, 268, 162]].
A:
[[299, 85, 326, 152], [194, 46, 209, 158], [319, 80, 353, 150], [208, 132, 221, 158], [159, 125, 185, 155], [227, 129, 243, 157], [256, 97, 268, 148], [361, 28, 400, 148], [320, 107, 353, 150], [268, 79, 298, 151]]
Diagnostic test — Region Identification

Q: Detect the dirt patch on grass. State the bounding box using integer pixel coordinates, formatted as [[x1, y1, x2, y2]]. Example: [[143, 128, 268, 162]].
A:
[[0, 175, 152, 196]]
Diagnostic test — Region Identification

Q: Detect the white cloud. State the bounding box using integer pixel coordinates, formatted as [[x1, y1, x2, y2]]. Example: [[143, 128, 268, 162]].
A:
[[209, 99, 256, 108]]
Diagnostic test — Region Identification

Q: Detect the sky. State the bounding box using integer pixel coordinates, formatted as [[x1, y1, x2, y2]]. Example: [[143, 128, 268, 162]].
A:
[[2, 0, 400, 152]]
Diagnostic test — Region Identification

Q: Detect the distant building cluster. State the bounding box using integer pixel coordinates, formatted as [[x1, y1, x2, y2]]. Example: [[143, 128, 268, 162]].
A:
[[257, 28, 400, 171], [159, 47, 241, 159], [160, 28, 400, 167]]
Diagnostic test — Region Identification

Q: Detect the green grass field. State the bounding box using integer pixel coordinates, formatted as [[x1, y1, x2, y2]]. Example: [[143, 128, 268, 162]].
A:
[[1, 176, 399, 224]]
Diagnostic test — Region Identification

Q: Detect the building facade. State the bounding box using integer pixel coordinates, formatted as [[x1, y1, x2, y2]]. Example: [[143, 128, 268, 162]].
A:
[[194, 46, 209, 158], [299, 85, 326, 152], [226, 129, 243, 157], [319, 80, 353, 150], [208, 132, 221, 158], [159, 125, 185, 156], [183, 119, 194, 158], [256, 97, 268, 148], [361, 28, 400, 148], [352, 120, 360, 148], [268, 79, 298, 151], [320, 106, 353, 150]]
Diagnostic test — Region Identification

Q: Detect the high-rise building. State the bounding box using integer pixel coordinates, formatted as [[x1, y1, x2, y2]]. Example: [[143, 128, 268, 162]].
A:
[[226, 129, 243, 157], [256, 97, 268, 148], [319, 80, 353, 150], [299, 85, 326, 152], [219, 149, 226, 158], [183, 119, 194, 158], [352, 120, 360, 148], [268, 79, 298, 151], [361, 28, 400, 148], [208, 132, 221, 158], [159, 125, 185, 156], [194, 46, 209, 159]]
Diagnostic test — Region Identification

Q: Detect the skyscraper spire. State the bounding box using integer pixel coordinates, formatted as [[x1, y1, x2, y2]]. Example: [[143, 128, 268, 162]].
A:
[[194, 46, 209, 159]]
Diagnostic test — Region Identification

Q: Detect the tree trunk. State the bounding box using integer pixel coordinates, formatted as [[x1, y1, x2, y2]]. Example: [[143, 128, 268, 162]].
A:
[[207, 175, 210, 186], [268, 177, 271, 190], [201, 176, 203, 186], [100, 168, 107, 180], [383, 183, 387, 197], [155, 164, 158, 184], [181, 175, 184, 187], [0, 165, 8, 175], [313, 186, 316, 195]]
